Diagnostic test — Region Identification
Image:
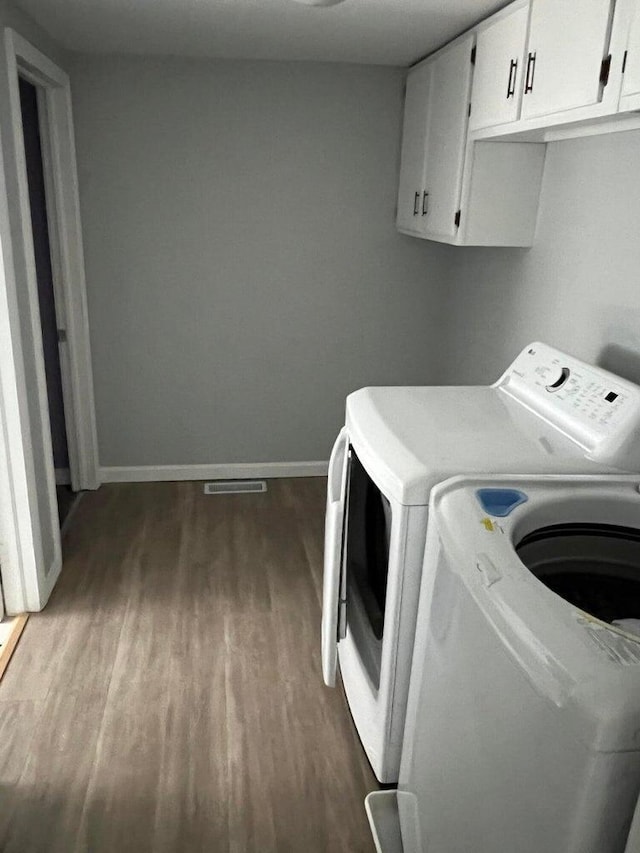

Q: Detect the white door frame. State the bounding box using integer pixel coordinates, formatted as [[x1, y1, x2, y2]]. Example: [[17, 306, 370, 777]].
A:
[[0, 29, 98, 612]]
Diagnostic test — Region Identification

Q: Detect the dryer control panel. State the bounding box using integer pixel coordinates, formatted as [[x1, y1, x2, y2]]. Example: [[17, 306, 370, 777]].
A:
[[496, 342, 640, 468]]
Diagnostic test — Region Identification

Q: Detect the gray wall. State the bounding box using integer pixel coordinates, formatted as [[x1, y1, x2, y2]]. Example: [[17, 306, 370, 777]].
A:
[[70, 56, 448, 467], [0, 0, 66, 61], [439, 130, 640, 387]]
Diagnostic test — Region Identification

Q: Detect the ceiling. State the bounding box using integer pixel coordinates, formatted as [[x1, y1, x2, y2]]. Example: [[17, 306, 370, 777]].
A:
[[16, 0, 509, 66]]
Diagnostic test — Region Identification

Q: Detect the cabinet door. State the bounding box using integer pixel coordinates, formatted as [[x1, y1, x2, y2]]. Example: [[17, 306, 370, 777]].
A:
[[422, 35, 474, 240], [396, 63, 431, 234], [470, 4, 529, 131], [620, 3, 640, 110], [521, 0, 614, 120]]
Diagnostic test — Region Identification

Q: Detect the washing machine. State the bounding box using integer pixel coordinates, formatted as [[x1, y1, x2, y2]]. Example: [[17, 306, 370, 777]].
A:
[[368, 474, 640, 853], [323, 342, 640, 783]]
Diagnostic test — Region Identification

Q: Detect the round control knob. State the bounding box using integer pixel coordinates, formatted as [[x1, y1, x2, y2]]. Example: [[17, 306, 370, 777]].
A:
[[546, 366, 570, 393]]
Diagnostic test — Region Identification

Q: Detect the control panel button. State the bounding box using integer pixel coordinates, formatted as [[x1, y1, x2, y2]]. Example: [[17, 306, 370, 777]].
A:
[[504, 343, 640, 465], [546, 366, 571, 393]]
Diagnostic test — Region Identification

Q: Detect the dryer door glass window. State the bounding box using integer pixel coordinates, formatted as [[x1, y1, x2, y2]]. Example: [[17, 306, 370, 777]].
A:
[[516, 523, 640, 627], [344, 448, 392, 682]]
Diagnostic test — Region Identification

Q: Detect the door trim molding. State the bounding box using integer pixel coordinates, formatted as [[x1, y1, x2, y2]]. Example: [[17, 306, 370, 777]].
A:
[[100, 461, 329, 483], [6, 30, 99, 493], [0, 30, 98, 612]]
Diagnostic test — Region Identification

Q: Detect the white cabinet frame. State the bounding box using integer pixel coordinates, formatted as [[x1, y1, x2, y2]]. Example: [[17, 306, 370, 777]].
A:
[[619, 0, 640, 111], [471, 0, 640, 142]]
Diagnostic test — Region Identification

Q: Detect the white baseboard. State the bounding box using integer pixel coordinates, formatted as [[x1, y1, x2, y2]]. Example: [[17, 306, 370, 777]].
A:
[[99, 461, 329, 484]]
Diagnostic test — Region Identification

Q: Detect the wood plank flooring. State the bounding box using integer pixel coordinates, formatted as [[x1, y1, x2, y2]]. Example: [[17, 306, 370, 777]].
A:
[[0, 479, 378, 852]]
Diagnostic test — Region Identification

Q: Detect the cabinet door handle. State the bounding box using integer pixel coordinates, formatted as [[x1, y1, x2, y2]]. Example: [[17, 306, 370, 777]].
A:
[[506, 58, 517, 98], [413, 191, 420, 215], [524, 51, 536, 94], [422, 191, 429, 215]]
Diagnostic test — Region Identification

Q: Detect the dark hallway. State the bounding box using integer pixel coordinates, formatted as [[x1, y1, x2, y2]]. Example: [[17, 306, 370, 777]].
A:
[[19, 76, 73, 526]]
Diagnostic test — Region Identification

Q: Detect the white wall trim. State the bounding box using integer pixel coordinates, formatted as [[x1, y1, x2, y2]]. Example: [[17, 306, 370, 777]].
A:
[[0, 29, 96, 614], [100, 461, 329, 483], [6, 30, 99, 494]]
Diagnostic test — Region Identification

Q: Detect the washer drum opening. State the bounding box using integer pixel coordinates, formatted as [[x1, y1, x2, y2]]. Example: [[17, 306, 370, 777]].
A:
[[516, 523, 640, 629]]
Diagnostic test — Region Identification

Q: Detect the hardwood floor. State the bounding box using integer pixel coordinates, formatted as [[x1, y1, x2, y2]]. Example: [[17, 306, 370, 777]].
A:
[[0, 479, 378, 853]]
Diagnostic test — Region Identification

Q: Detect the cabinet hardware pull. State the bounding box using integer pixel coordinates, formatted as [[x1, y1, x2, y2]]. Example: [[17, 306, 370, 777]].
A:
[[507, 58, 517, 98], [422, 191, 429, 215], [413, 191, 420, 215], [524, 51, 536, 94]]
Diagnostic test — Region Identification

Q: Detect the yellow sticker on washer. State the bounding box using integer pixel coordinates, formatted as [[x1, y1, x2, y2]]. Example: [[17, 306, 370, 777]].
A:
[[481, 517, 495, 532]]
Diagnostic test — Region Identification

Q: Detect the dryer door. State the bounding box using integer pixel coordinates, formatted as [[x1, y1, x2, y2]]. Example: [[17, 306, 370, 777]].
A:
[[322, 428, 351, 687]]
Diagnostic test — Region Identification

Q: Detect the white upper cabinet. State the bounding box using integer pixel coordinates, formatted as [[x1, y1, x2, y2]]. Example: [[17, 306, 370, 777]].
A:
[[396, 63, 431, 234], [521, 0, 615, 120], [396, 29, 545, 247], [470, 2, 529, 131], [394, 0, 640, 247], [396, 36, 474, 241], [421, 34, 474, 240], [620, 2, 640, 110]]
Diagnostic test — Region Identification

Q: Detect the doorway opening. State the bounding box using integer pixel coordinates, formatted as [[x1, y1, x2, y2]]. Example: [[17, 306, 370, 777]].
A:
[[17, 76, 75, 528], [0, 30, 99, 613]]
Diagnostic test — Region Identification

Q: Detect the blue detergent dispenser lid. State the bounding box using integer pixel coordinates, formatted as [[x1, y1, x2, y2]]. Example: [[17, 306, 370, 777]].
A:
[[476, 488, 528, 517]]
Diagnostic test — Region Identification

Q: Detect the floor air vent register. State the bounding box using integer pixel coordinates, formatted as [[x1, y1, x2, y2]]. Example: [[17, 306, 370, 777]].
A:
[[203, 481, 267, 495]]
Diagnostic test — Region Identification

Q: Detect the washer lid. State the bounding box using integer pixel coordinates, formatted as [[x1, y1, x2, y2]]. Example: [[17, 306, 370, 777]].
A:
[[429, 474, 640, 747], [345, 387, 611, 505]]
